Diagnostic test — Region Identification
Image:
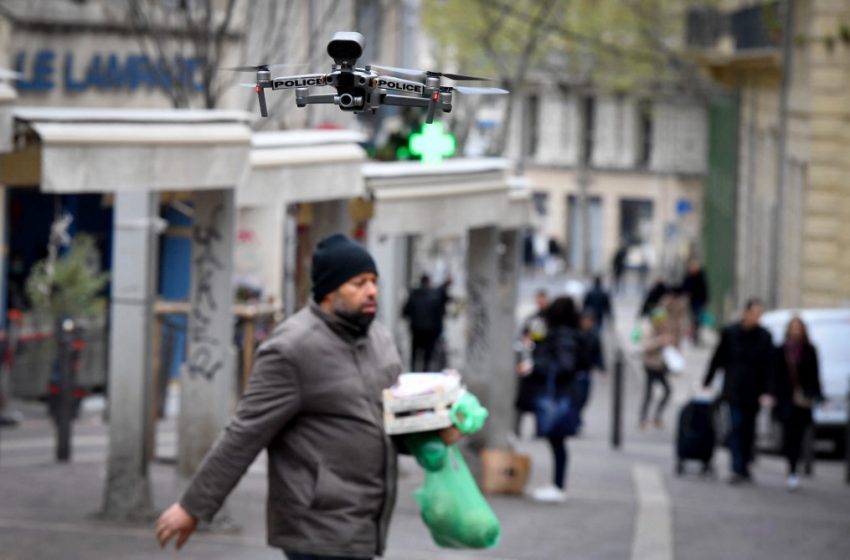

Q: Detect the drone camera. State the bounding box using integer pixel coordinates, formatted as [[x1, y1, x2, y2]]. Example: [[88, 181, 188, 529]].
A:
[[337, 93, 364, 109], [327, 31, 365, 64]]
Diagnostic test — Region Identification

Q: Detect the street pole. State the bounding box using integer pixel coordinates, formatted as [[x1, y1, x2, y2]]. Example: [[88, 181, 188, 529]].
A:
[[845, 381, 850, 484], [56, 319, 75, 462], [576, 95, 592, 276], [610, 348, 623, 449]]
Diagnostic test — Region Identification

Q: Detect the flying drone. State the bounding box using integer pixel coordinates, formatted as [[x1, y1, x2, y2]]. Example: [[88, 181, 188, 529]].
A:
[[229, 31, 508, 123]]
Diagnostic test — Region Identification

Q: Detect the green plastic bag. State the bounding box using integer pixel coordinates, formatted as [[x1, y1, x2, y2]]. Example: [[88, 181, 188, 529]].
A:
[[409, 435, 501, 549], [450, 390, 489, 434]]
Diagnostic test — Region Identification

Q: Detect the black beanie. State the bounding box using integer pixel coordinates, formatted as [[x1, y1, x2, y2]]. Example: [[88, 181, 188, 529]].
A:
[[311, 233, 378, 303]]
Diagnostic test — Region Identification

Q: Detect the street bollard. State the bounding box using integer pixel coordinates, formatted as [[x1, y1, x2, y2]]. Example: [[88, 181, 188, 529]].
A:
[[845, 382, 850, 485], [610, 348, 623, 449], [56, 319, 76, 462]]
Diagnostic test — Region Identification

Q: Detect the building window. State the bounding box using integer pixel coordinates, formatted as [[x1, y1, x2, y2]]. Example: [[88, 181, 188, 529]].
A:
[[525, 94, 539, 158], [637, 99, 653, 168], [581, 96, 595, 165]]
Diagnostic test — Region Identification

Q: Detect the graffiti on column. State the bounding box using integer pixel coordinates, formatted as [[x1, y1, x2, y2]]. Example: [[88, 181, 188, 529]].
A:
[[498, 235, 517, 308], [466, 273, 490, 362], [189, 203, 225, 380]]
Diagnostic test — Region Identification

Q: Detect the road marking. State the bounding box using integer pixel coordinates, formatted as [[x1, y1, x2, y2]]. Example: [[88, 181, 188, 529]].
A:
[[631, 463, 673, 560]]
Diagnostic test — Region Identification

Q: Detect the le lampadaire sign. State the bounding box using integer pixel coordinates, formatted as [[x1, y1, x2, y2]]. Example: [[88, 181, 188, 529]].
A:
[[14, 49, 207, 93]]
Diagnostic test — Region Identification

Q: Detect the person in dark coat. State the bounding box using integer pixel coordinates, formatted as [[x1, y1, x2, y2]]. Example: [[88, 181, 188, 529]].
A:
[[526, 296, 588, 502], [639, 277, 668, 317], [514, 289, 549, 436], [612, 244, 628, 294], [703, 298, 774, 484], [770, 316, 823, 491], [155, 234, 461, 559], [402, 274, 451, 371], [583, 275, 613, 332], [681, 258, 709, 346]]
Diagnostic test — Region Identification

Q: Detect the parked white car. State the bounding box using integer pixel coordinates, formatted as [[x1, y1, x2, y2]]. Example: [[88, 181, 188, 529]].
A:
[[759, 308, 850, 454]]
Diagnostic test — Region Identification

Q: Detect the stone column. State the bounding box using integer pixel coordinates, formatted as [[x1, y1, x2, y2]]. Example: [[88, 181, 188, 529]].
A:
[[101, 191, 159, 520], [464, 226, 512, 450], [178, 190, 236, 481], [368, 230, 406, 349]]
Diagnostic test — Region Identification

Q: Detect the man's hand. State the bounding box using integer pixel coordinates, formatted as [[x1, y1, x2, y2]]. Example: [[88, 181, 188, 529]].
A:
[[438, 426, 463, 446], [156, 503, 198, 550]]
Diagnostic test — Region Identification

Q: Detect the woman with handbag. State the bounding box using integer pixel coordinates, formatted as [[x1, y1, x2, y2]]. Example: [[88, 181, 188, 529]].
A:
[[640, 307, 674, 430], [526, 296, 587, 503], [771, 317, 823, 491]]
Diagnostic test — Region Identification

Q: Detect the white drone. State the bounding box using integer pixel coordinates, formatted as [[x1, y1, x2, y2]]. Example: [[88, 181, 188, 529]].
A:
[[229, 31, 508, 123]]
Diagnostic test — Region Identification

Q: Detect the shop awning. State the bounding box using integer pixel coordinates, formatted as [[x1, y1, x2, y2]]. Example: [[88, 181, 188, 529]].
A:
[[364, 159, 522, 237], [10, 107, 252, 193], [238, 129, 367, 207]]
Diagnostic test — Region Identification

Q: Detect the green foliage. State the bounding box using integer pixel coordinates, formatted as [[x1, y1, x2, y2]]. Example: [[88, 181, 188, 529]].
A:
[[424, 0, 721, 94], [26, 234, 109, 320]]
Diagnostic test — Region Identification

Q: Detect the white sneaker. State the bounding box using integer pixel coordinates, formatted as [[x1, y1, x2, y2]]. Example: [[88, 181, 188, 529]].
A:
[[787, 475, 800, 492], [531, 485, 567, 503]]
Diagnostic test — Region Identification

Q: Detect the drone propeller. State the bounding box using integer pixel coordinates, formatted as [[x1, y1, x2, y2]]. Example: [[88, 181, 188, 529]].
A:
[[371, 64, 490, 82], [451, 85, 509, 95], [223, 63, 306, 73]]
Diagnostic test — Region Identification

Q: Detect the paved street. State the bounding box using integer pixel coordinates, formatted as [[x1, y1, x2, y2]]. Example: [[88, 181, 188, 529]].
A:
[[1, 275, 848, 559]]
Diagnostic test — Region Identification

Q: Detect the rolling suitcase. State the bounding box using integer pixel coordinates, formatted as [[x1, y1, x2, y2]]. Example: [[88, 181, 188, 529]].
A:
[[675, 397, 716, 475]]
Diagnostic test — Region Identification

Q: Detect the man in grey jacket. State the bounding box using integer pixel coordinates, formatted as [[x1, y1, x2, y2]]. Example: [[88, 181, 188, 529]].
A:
[[156, 233, 459, 560]]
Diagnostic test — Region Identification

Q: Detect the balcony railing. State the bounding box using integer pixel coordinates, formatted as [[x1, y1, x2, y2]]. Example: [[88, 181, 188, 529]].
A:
[[686, 7, 727, 49], [730, 1, 782, 51]]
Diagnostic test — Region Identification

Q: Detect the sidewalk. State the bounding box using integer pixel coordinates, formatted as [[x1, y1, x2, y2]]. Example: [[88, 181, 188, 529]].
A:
[[1, 280, 848, 559]]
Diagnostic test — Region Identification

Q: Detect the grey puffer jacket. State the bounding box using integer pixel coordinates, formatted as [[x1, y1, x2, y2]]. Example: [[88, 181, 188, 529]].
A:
[[180, 302, 403, 557]]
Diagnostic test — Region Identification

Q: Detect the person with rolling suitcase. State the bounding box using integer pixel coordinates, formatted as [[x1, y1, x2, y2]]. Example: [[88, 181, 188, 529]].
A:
[[675, 396, 717, 476]]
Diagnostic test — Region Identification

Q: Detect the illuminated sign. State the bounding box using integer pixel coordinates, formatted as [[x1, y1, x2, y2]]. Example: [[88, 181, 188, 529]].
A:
[[408, 122, 456, 164], [14, 50, 206, 92]]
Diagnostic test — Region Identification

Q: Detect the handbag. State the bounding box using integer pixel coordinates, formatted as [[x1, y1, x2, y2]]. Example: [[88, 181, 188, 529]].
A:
[[534, 363, 579, 439], [662, 345, 686, 374]]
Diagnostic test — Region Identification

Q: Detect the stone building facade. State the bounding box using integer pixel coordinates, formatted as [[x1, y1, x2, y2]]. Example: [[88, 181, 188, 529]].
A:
[[698, 0, 850, 308]]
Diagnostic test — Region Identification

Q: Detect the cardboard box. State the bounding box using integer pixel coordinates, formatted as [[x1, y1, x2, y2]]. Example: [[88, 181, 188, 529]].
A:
[[480, 449, 531, 495]]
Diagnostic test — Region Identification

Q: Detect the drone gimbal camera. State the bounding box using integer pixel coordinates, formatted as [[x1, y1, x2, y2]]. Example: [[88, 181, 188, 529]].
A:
[[229, 31, 508, 123]]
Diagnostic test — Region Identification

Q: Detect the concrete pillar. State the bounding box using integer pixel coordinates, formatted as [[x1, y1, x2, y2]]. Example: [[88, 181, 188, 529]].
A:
[[368, 231, 407, 351], [236, 204, 284, 304], [491, 229, 520, 445], [101, 192, 159, 520], [282, 203, 298, 317], [178, 189, 236, 480], [464, 226, 514, 450]]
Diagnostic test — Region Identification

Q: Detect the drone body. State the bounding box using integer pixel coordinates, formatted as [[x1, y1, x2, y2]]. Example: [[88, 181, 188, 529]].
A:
[[233, 32, 507, 123]]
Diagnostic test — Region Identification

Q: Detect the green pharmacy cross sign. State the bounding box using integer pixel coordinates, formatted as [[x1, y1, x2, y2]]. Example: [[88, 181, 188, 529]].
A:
[[408, 122, 456, 164]]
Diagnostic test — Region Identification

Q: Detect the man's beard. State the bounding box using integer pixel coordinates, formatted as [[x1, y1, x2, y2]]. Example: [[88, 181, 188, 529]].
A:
[[332, 297, 376, 334]]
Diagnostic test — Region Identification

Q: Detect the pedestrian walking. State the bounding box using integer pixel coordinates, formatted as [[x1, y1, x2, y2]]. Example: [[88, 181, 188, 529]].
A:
[[402, 273, 452, 371], [681, 258, 709, 346], [664, 286, 689, 348], [155, 233, 460, 560], [612, 243, 628, 294], [639, 277, 668, 317], [575, 311, 604, 432], [640, 307, 673, 430], [703, 298, 774, 485], [770, 316, 823, 491], [527, 296, 587, 503], [514, 289, 549, 437], [582, 275, 613, 332]]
